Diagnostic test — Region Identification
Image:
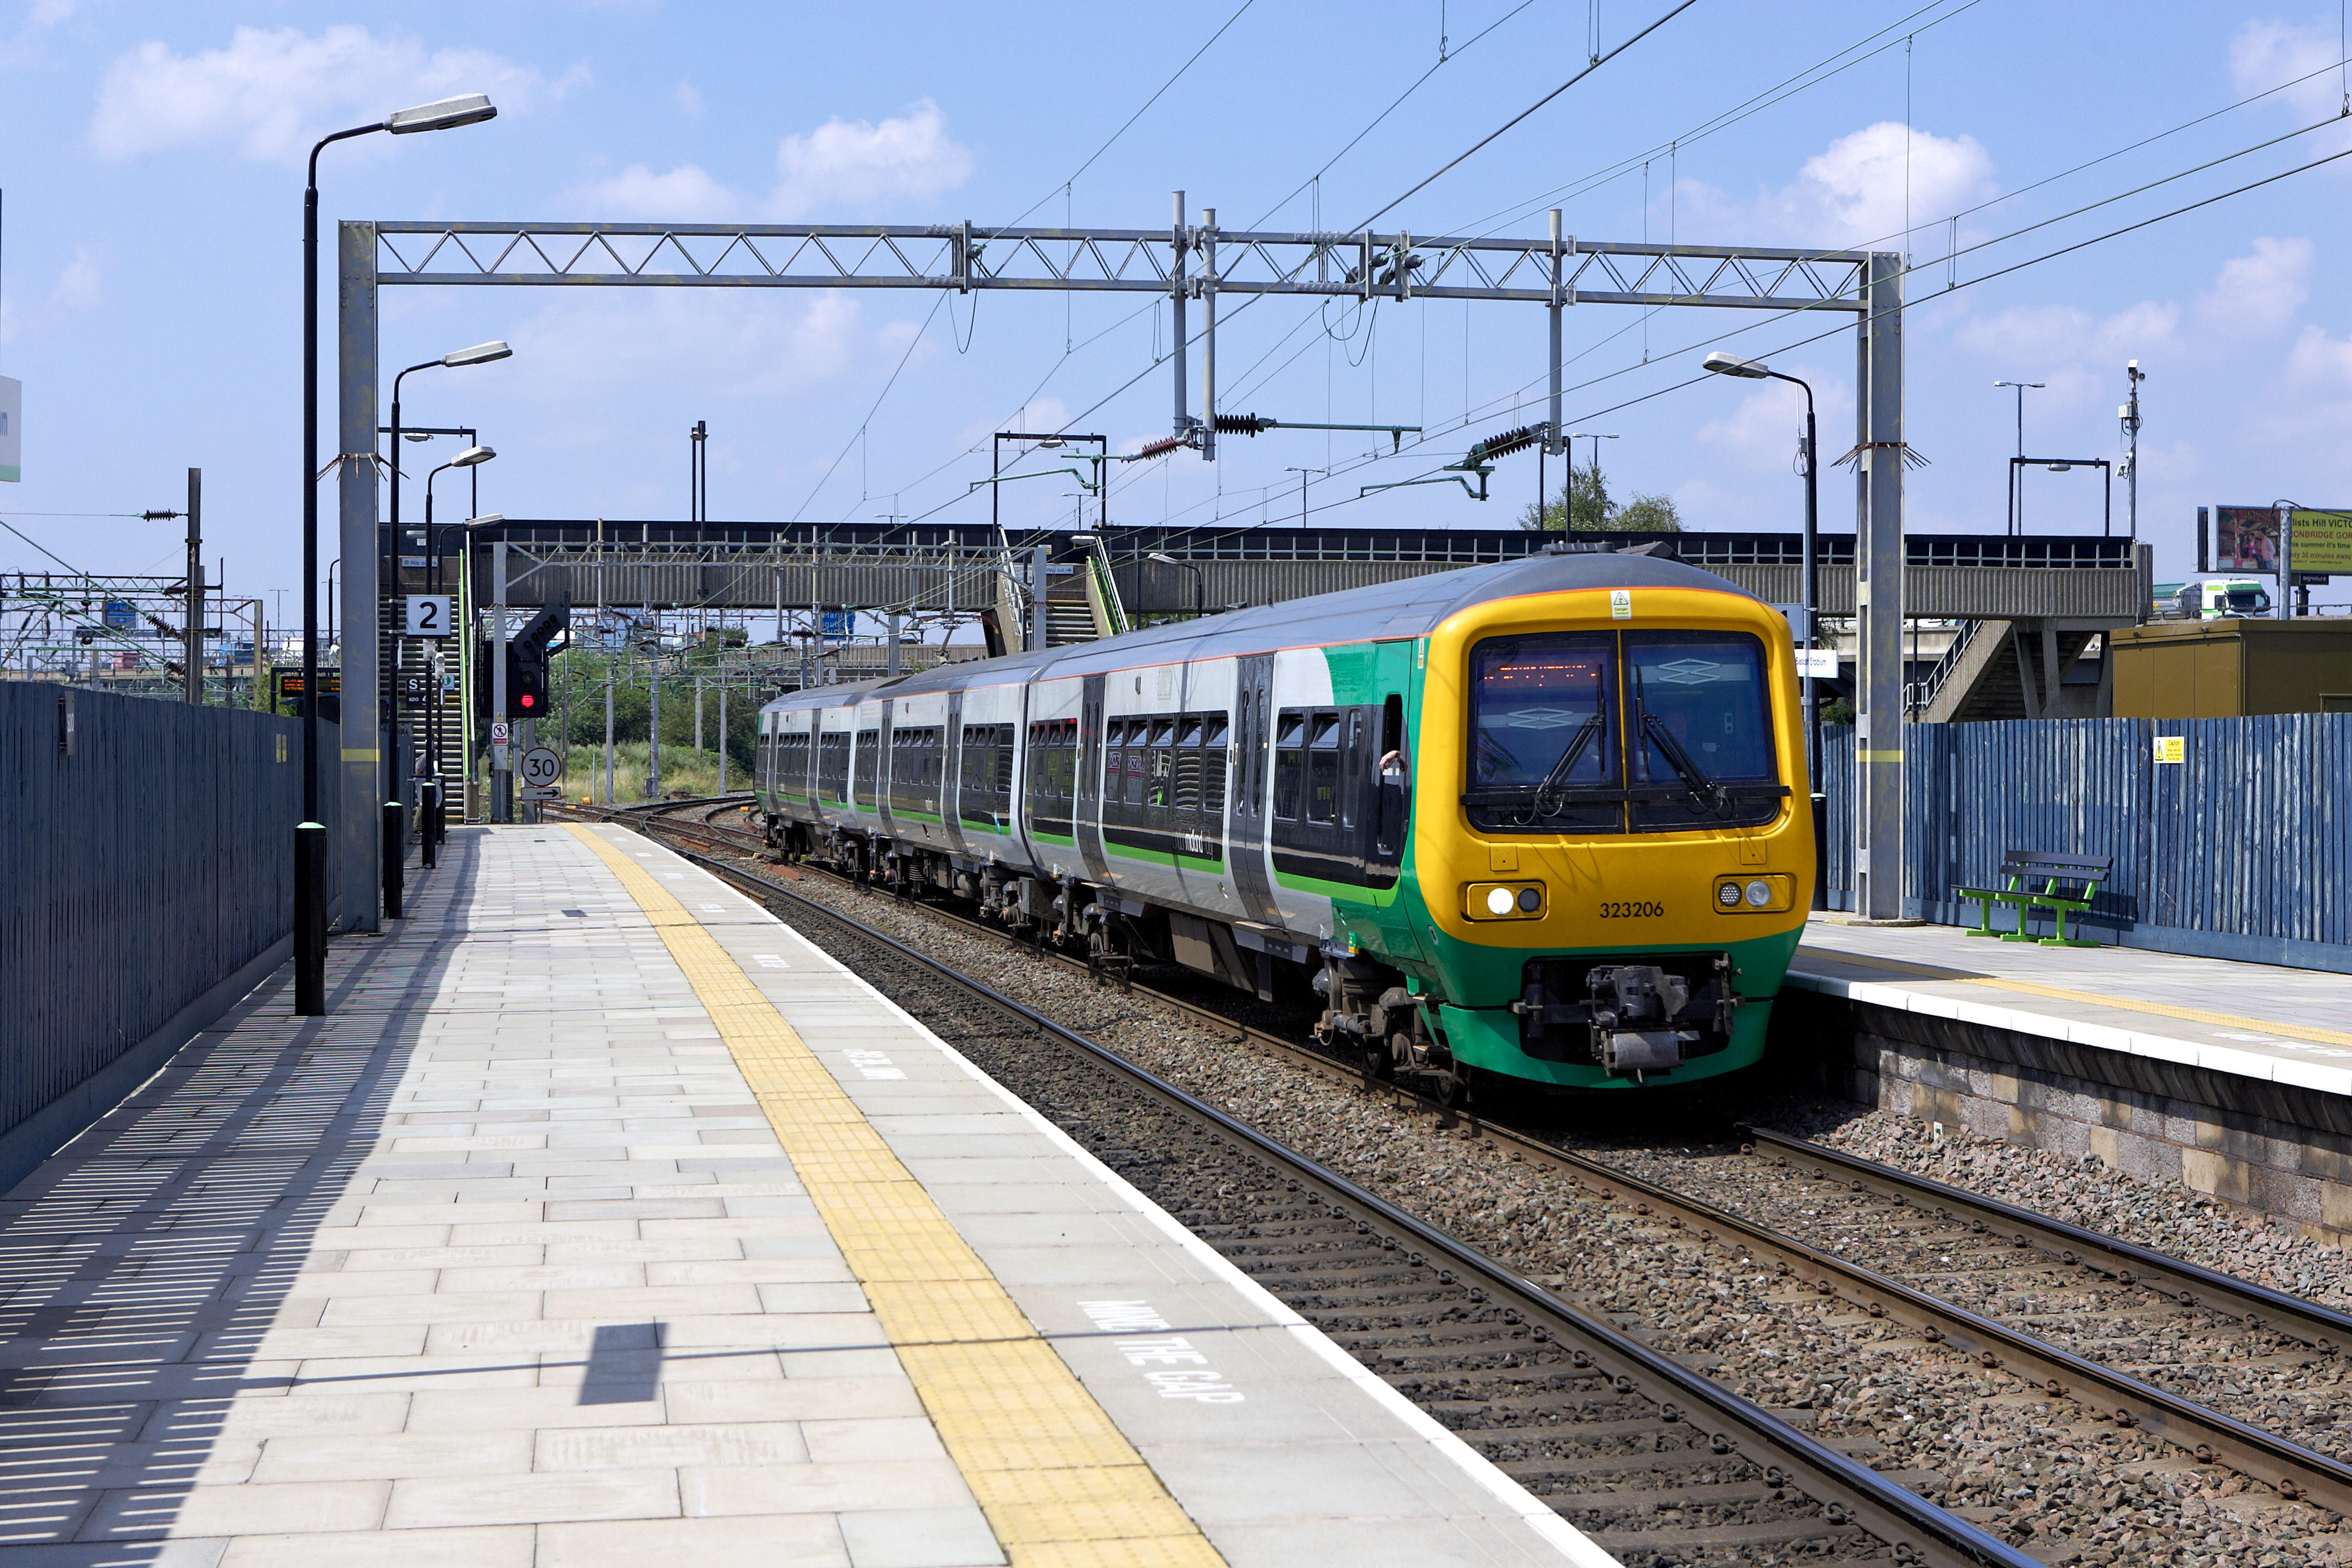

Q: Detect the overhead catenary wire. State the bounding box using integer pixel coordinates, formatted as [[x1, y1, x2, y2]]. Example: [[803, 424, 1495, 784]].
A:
[[1350, 0, 1701, 232], [1252, 135, 2352, 532]]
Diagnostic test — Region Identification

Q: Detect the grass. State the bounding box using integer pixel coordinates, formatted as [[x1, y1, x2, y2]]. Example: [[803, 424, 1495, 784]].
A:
[[545, 740, 747, 804]]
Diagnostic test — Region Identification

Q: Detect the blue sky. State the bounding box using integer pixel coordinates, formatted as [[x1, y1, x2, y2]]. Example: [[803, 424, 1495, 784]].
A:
[[3, 1, 2349, 616]]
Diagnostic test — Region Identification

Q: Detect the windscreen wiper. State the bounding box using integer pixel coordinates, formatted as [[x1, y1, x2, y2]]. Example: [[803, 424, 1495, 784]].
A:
[[1531, 714, 1605, 815], [1641, 713, 1720, 804]]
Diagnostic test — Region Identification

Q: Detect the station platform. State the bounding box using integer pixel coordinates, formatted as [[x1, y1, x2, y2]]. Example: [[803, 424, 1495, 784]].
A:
[[1786, 915, 2352, 1231], [1790, 917, 2352, 1096], [0, 824, 1602, 1568]]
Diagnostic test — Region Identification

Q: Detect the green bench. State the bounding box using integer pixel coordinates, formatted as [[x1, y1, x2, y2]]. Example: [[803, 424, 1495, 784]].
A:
[[1955, 851, 2113, 947]]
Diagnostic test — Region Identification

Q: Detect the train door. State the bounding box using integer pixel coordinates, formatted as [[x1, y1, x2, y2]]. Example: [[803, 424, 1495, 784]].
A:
[[1076, 674, 1110, 882], [943, 690, 969, 857], [876, 698, 897, 837], [1229, 653, 1281, 925]]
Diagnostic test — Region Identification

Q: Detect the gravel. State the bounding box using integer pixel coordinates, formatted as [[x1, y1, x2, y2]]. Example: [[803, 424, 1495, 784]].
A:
[[706, 840, 2352, 1565]]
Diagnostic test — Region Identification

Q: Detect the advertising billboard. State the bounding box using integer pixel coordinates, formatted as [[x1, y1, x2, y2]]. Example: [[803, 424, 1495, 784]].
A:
[[2214, 506, 2279, 573], [2288, 508, 2352, 575], [2215, 505, 2352, 576]]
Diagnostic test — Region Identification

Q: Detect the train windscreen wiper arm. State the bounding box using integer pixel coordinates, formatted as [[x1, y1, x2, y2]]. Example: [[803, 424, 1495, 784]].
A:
[[1529, 714, 1604, 814], [1640, 713, 1721, 803]]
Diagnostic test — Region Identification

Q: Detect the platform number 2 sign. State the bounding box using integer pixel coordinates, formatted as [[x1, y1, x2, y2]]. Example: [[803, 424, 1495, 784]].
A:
[[405, 595, 453, 637]]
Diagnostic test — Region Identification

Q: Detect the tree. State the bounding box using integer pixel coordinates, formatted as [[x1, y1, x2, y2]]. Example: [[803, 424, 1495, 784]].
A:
[[1614, 492, 1683, 532], [1518, 456, 1617, 532]]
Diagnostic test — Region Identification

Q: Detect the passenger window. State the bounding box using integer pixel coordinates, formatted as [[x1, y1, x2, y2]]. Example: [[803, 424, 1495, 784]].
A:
[[1273, 710, 1307, 821], [1307, 710, 1340, 824]]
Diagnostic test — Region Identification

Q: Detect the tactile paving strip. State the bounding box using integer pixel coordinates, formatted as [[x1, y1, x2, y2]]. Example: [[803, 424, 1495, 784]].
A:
[[567, 826, 1225, 1568]]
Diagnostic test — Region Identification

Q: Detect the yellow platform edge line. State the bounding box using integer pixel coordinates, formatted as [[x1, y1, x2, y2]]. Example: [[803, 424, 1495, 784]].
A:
[[1795, 943, 2352, 1050], [564, 825, 1227, 1568]]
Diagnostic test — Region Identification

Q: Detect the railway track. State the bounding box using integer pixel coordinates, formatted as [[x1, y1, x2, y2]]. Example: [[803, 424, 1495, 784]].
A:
[[572, 798, 2352, 1557], [558, 798, 2032, 1566]]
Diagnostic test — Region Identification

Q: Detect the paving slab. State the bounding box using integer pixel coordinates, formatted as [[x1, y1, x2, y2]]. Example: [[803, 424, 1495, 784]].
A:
[[0, 823, 1611, 1568]]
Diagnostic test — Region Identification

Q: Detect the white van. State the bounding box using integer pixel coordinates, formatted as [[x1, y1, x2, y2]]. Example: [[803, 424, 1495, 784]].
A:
[[2167, 578, 2273, 619]]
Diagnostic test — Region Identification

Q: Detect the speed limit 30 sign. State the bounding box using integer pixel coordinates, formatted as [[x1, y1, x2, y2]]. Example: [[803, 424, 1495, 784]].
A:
[[519, 746, 562, 792]]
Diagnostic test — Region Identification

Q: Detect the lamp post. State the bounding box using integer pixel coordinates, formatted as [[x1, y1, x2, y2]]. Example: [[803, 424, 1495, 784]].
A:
[[390, 342, 511, 604], [299, 92, 496, 1016], [1562, 433, 1617, 527], [1282, 467, 1330, 528], [1147, 551, 1204, 617], [1703, 351, 1824, 910], [1994, 379, 2046, 533]]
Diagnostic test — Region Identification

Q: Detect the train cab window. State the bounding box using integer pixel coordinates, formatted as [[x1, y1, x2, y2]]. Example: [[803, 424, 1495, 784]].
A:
[[1306, 712, 1341, 824], [1466, 632, 1622, 834], [1272, 712, 1308, 820], [1624, 632, 1779, 831]]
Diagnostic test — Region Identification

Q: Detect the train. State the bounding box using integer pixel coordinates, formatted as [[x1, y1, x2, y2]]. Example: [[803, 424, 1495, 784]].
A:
[[751, 543, 1813, 1098]]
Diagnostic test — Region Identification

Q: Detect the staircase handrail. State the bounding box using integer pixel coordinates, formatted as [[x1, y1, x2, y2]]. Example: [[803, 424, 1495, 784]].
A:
[[1911, 616, 1983, 715], [1084, 539, 1131, 638]]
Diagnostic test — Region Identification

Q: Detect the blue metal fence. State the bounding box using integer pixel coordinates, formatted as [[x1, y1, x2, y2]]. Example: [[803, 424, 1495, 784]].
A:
[[0, 684, 337, 1146], [1819, 715, 2352, 972]]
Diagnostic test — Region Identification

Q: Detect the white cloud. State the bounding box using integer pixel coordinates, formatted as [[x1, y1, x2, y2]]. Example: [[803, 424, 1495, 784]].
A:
[[48, 246, 103, 313], [505, 289, 884, 402], [568, 162, 741, 222], [1782, 122, 1995, 249], [2286, 324, 2352, 391], [563, 99, 974, 225], [1677, 122, 1996, 250], [674, 81, 704, 119], [772, 100, 972, 217], [2231, 18, 2346, 122], [2194, 235, 2312, 336], [89, 26, 583, 163], [1694, 362, 1850, 475]]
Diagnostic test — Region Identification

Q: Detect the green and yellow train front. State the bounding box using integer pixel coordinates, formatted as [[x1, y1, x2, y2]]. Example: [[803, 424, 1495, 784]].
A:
[[1334, 581, 1813, 1090]]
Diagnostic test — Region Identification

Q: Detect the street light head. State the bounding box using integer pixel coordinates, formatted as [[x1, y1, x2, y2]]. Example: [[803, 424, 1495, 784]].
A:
[[452, 444, 496, 468], [385, 95, 496, 134], [1036, 437, 1065, 449], [442, 340, 512, 368], [464, 513, 505, 528], [1703, 351, 1770, 379], [1069, 533, 1097, 543], [403, 432, 431, 442], [2047, 462, 2073, 472], [1148, 552, 1178, 566]]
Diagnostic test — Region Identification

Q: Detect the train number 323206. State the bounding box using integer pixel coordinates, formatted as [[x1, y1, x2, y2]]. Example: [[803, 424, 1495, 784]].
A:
[[1597, 901, 1665, 919]]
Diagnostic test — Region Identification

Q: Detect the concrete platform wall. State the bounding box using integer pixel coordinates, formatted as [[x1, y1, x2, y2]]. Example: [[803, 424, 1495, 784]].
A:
[[1775, 987, 2352, 1245]]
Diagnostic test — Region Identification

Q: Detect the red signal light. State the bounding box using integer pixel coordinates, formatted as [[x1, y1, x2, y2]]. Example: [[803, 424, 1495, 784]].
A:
[[518, 694, 536, 708]]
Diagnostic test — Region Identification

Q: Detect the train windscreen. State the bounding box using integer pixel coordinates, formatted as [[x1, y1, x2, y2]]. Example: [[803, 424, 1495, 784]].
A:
[[1624, 632, 1780, 830], [1467, 628, 1783, 834], [1466, 632, 1621, 833]]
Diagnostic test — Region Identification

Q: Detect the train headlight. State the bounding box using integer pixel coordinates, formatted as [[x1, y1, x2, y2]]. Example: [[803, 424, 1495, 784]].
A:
[[1464, 881, 1544, 921], [1714, 874, 1794, 913]]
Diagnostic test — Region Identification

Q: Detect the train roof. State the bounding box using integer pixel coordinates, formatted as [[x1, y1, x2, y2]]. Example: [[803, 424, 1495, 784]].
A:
[[761, 546, 1758, 712]]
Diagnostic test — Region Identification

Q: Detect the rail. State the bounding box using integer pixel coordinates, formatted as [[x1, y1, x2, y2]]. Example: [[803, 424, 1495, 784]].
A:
[[619, 801, 2352, 1522], [562, 800, 2038, 1566]]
